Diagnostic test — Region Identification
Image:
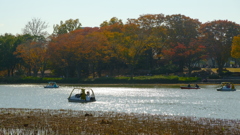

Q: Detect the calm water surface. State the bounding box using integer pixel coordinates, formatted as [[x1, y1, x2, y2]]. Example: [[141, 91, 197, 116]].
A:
[[0, 84, 239, 120]]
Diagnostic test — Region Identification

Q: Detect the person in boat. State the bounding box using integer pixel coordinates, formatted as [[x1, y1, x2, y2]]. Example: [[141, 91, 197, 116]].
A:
[[226, 83, 230, 88], [195, 84, 199, 88], [86, 91, 90, 96], [86, 91, 90, 101], [188, 84, 191, 87]]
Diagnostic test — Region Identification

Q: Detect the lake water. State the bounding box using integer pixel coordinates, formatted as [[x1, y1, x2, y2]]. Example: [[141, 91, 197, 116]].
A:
[[0, 84, 239, 120]]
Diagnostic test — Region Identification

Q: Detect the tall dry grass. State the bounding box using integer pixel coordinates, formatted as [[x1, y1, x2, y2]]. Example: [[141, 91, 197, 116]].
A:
[[0, 108, 239, 135]]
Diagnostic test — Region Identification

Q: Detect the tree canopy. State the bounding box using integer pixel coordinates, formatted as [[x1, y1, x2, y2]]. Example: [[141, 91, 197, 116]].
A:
[[1, 14, 240, 78], [53, 19, 82, 36]]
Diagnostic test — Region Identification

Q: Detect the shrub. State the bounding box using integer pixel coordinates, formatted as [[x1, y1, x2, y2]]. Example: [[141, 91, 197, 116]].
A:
[[151, 64, 179, 75], [178, 77, 201, 82]]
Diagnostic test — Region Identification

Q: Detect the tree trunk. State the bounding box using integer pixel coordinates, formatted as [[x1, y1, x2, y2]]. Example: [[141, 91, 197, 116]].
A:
[[65, 67, 69, 78], [178, 61, 184, 73], [76, 63, 81, 79], [33, 67, 38, 77], [40, 70, 45, 78], [129, 64, 134, 80], [7, 69, 10, 77]]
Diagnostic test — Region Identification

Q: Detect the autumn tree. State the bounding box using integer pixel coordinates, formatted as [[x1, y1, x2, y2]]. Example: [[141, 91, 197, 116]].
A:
[[163, 40, 205, 75], [231, 35, 240, 58], [81, 30, 110, 78], [127, 14, 167, 69], [48, 33, 76, 78], [49, 27, 102, 78], [15, 35, 48, 77], [70, 27, 104, 78], [19, 18, 50, 77], [164, 14, 202, 74], [100, 17, 125, 76], [200, 20, 240, 74], [110, 23, 151, 79]]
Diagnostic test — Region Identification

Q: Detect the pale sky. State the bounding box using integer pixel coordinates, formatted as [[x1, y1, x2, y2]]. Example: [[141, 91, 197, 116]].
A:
[[1, 0, 239, 35]]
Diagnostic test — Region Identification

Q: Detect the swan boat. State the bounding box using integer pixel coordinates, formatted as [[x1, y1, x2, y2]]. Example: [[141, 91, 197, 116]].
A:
[[217, 82, 236, 91], [68, 87, 96, 103], [44, 82, 59, 88]]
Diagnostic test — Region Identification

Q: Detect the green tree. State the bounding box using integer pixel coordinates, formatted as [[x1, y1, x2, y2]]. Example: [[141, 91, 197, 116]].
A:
[[100, 17, 123, 27], [0, 34, 22, 76], [53, 19, 82, 35]]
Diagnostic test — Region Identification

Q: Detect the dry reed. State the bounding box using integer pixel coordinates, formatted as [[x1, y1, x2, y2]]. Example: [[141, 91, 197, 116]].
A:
[[0, 108, 239, 135]]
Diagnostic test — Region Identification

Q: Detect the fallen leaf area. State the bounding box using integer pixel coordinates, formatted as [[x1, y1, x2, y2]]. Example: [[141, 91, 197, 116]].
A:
[[0, 108, 239, 135]]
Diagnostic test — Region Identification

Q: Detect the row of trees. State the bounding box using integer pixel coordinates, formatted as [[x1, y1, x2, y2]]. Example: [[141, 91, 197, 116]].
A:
[[1, 14, 240, 79]]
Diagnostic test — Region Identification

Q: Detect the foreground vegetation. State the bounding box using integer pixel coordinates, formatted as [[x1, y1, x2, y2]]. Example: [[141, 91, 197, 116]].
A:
[[0, 108, 239, 135]]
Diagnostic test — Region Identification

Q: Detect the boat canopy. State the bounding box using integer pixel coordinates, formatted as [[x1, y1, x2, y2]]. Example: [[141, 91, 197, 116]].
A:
[[220, 82, 235, 89]]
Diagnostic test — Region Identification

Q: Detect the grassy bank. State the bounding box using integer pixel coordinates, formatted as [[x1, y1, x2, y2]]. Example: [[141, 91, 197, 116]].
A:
[[0, 108, 239, 135], [0, 75, 201, 84]]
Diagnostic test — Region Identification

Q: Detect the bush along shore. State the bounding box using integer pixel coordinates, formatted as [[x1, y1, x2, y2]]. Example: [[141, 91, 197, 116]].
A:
[[0, 75, 201, 84], [0, 108, 240, 135]]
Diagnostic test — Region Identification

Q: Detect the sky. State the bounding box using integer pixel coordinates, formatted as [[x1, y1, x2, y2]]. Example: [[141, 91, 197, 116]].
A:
[[1, 0, 240, 35]]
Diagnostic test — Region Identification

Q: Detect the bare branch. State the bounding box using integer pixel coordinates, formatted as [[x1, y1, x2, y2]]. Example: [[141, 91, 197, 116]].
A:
[[23, 18, 49, 36]]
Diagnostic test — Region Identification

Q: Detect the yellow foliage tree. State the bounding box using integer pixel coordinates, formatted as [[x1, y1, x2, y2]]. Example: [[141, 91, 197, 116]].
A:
[[231, 36, 240, 58]]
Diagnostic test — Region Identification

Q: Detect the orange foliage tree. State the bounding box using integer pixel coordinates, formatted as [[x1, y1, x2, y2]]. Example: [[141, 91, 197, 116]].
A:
[[15, 36, 48, 77], [49, 27, 109, 78], [48, 33, 78, 78], [83, 31, 110, 77]]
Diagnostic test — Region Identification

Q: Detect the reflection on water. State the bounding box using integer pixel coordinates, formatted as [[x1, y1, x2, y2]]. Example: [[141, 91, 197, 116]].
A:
[[0, 84, 239, 120]]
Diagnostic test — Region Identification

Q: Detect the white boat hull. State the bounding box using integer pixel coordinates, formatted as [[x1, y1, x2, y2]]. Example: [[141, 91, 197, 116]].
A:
[[68, 87, 96, 103], [44, 86, 59, 88], [68, 96, 96, 103], [217, 87, 236, 91]]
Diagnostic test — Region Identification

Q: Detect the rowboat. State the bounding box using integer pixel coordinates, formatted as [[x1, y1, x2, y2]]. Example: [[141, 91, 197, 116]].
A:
[[180, 86, 200, 89]]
